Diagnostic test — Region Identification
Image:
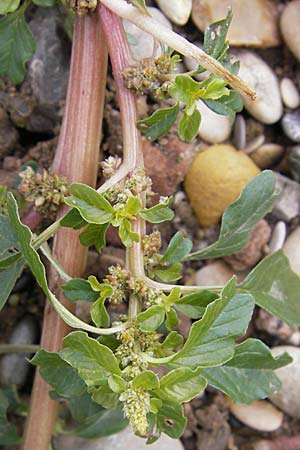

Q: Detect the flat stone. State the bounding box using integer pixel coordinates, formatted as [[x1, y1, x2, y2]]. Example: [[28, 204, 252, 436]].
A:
[[281, 111, 300, 143], [280, 0, 300, 62], [192, 0, 280, 48], [55, 426, 185, 450], [196, 100, 232, 144], [27, 7, 71, 133], [280, 78, 300, 109], [235, 50, 283, 124], [283, 226, 300, 275], [195, 261, 233, 286], [229, 400, 283, 432], [0, 316, 39, 388], [123, 8, 172, 61], [250, 143, 285, 169], [272, 173, 300, 221], [155, 0, 192, 25], [271, 346, 300, 419]]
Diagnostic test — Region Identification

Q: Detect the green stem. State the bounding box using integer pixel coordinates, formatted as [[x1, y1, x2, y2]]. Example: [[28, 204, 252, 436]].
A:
[[0, 344, 40, 354], [40, 244, 72, 283], [143, 353, 174, 365], [145, 277, 222, 294], [32, 218, 62, 249]]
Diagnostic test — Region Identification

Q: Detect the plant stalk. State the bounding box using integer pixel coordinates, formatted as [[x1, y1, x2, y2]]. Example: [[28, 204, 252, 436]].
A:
[[22, 13, 108, 450], [100, 0, 256, 99]]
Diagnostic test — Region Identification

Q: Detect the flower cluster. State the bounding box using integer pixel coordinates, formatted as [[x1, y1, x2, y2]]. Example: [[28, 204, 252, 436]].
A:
[[104, 264, 131, 304], [121, 387, 150, 436]]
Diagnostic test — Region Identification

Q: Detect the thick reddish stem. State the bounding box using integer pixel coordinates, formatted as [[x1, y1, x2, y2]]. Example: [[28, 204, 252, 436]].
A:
[[22, 13, 107, 450]]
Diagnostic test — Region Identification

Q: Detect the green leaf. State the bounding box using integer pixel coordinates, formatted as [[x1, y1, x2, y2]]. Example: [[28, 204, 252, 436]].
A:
[[108, 375, 127, 394], [65, 183, 114, 225], [157, 401, 186, 439], [0, 8, 36, 84], [90, 298, 110, 328], [0, 213, 19, 256], [0, 390, 21, 445], [92, 384, 119, 409], [185, 171, 277, 260], [171, 278, 254, 368], [132, 370, 159, 390], [178, 109, 201, 142], [203, 91, 243, 120], [0, 0, 20, 15], [140, 197, 174, 223], [165, 308, 178, 330], [32, 0, 56, 5], [203, 8, 232, 60], [118, 218, 139, 247], [60, 208, 87, 230], [75, 404, 128, 438], [60, 331, 121, 387], [159, 331, 184, 353], [169, 75, 201, 106], [204, 338, 292, 403], [30, 350, 86, 398], [69, 392, 105, 422], [156, 368, 206, 403], [0, 259, 25, 311], [154, 262, 182, 282], [79, 223, 109, 252], [161, 232, 193, 265], [199, 77, 229, 100], [123, 196, 142, 217], [137, 103, 179, 141], [62, 278, 99, 303], [137, 305, 165, 332], [174, 290, 218, 319], [240, 250, 300, 326], [127, 0, 149, 15]]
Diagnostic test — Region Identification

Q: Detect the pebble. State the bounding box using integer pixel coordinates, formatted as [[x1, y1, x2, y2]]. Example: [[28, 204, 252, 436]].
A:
[[236, 51, 283, 124], [283, 226, 300, 275], [280, 78, 300, 109], [250, 143, 285, 169], [272, 173, 300, 222], [195, 261, 234, 286], [228, 400, 283, 432], [27, 7, 70, 133], [280, 0, 300, 62], [270, 346, 300, 419], [281, 111, 300, 143], [55, 426, 185, 450], [123, 7, 172, 61], [0, 107, 19, 159], [155, 0, 192, 25], [268, 221, 286, 254], [196, 100, 232, 144], [244, 135, 265, 155], [0, 316, 39, 388], [233, 115, 247, 150], [288, 145, 300, 182], [192, 0, 280, 48]]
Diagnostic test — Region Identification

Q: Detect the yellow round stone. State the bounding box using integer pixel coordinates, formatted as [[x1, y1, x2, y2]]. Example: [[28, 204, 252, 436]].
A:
[[185, 144, 260, 227]]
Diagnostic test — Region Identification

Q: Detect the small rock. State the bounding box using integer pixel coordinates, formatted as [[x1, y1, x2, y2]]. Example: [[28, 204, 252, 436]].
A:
[[244, 135, 265, 155], [27, 7, 71, 133], [283, 226, 300, 275], [280, 78, 300, 109], [155, 0, 192, 25], [192, 0, 280, 47], [288, 145, 300, 182], [280, 0, 300, 62], [123, 7, 172, 61], [270, 346, 300, 419], [185, 145, 260, 227], [195, 261, 233, 286], [250, 143, 284, 169], [0, 107, 19, 159], [2, 156, 22, 171], [55, 426, 185, 450], [173, 191, 199, 230], [272, 173, 300, 222], [233, 115, 247, 150], [236, 50, 283, 124], [224, 220, 271, 271], [0, 316, 39, 388], [143, 135, 196, 197], [196, 100, 232, 144], [269, 221, 287, 254], [229, 400, 283, 432], [281, 111, 300, 143]]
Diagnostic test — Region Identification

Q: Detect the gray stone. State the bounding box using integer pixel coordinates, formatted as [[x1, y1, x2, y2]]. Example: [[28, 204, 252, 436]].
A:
[[0, 316, 39, 388], [281, 111, 300, 143], [280, 78, 300, 109], [233, 115, 247, 150], [26, 7, 71, 133], [272, 173, 300, 222], [55, 426, 185, 450], [271, 346, 300, 419]]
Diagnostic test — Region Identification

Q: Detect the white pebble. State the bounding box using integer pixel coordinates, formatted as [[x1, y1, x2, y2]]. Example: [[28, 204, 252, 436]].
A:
[[155, 0, 192, 26], [283, 226, 300, 274], [196, 100, 232, 144], [280, 0, 300, 62], [280, 78, 300, 109], [229, 400, 283, 432], [269, 221, 287, 253]]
